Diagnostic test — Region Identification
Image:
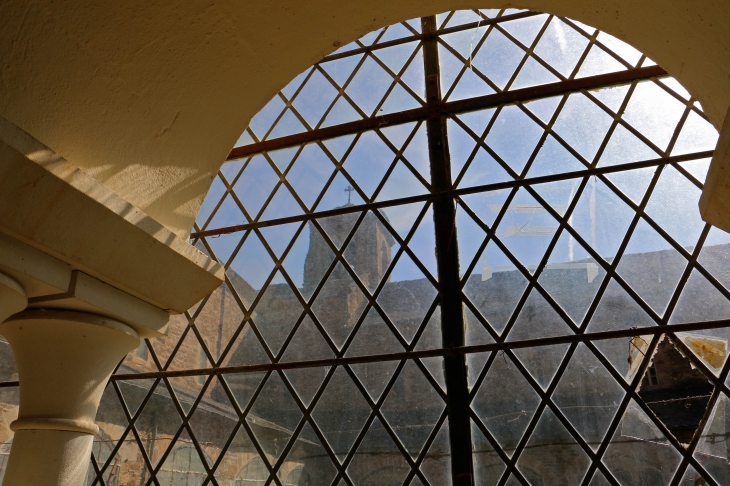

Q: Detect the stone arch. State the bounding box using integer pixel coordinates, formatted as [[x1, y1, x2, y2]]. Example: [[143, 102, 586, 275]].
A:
[[0, 2, 727, 237]]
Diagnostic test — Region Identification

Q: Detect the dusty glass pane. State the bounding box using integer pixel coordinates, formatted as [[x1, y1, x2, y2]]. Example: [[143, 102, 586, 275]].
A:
[[644, 165, 705, 249], [638, 336, 715, 444], [156, 430, 208, 486], [693, 393, 730, 485], [0, 337, 17, 384], [623, 81, 687, 152], [343, 131, 397, 199], [493, 189, 561, 273], [602, 400, 683, 484], [420, 421, 451, 485], [381, 360, 445, 459], [91, 379, 178, 483], [464, 239, 528, 336], [253, 274, 304, 356], [616, 218, 688, 316], [277, 422, 338, 486], [414, 308, 447, 392], [291, 68, 339, 129], [533, 18, 590, 77], [345, 211, 400, 293], [312, 367, 372, 462], [192, 282, 245, 364], [282, 324, 333, 407], [248, 372, 303, 463], [312, 262, 368, 350], [508, 291, 572, 390], [472, 353, 541, 457], [538, 230, 606, 326], [448, 117, 479, 180], [526, 136, 586, 178], [470, 30, 525, 90], [516, 408, 591, 485], [596, 32, 642, 67], [346, 56, 397, 116], [669, 270, 730, 375], [90, 384, 129, 484], [586, 279, 656, 381], [512, 56, 561, 91], [698, 227, 730, 293], [187, 377, 238, 468], [234, 155, 280, 219], [346, 308, 404, 401], [577, 45, 628, 78], [552, 93, 614, 162], [472, 419, 506, 486], [174, 9, 729, 485], [677, 465, 708, 486], [552, 344, 625, 451], [215, 428, 271, 484], [285, 143, 336, 210], [346, 418, 411, 485], [486, 106, 544, 174]]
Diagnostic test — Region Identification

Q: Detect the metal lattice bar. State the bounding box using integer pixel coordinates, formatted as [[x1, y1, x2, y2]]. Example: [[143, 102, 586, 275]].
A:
[[227, 66, 666, 161], [60, 10, 730, 486], [191, 151, 710, 238], [88, 319, 730, 383], [421, 15, 475, 485]]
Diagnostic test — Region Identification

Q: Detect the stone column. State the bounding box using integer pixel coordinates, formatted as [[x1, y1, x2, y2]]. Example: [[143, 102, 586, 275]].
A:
[[0, 310, 139, 486]]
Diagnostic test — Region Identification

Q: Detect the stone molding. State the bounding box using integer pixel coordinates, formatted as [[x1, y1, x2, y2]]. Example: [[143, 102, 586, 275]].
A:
[[0, 114, 224, 315]]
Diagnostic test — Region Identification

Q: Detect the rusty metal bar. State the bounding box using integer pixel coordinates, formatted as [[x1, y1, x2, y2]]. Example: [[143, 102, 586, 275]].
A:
[[101, 319, 730, 382], [421, 14, 475, 486], [227, 66, 667, 160], [191, 150, 711, 239], [320, 11, 543, 63]]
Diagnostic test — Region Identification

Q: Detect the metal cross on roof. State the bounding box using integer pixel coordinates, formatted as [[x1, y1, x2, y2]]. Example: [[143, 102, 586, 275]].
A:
[[344, 185, 355, 204]]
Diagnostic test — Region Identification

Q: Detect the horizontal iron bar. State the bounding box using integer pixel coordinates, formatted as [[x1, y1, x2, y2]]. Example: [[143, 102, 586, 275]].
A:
[[321, 11, 544, 63], [191, 150, 711, 238], [443, 65, 666, 115], [107, 318, 730, 381], [227, 66, 667, 160]]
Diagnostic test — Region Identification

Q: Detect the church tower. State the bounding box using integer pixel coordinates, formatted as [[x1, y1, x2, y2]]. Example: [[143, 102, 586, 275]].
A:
[[302, 201, 395, 333]]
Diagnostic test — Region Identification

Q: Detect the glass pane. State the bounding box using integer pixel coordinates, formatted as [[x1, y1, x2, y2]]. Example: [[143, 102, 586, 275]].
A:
[[472, 353, 541, 457], [381, 361, 445, 459], [172, 8, 730, 486], [602, 400, 683, 484], [516, 408, 591, 485], [693, 393, 730, 485], [552, 344, 625, 451]]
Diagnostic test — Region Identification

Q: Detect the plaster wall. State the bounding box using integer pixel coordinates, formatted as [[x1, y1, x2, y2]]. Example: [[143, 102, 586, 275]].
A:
[[0, 1, 728, 238]]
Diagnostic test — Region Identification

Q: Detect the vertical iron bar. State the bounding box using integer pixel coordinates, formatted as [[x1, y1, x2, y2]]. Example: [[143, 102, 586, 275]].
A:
[[422, 15, 474, 486]]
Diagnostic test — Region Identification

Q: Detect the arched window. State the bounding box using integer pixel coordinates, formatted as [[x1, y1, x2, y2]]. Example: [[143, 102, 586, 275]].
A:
[[157, 442, 209, 486], [236, 457, 268, 486], [82, 8, 730, 485], [283, 465, 304, 486]]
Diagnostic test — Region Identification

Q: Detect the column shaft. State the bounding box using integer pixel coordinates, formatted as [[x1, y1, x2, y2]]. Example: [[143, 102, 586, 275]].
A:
[[0, 310, 139, 486]]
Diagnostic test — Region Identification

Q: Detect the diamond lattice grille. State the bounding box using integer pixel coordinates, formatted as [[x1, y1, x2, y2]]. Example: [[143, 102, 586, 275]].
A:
[[0, 8, 721, 486]]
